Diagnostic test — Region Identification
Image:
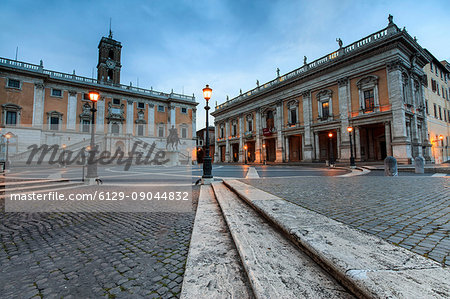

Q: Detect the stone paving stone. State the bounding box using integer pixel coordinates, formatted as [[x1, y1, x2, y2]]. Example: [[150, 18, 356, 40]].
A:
[[242, 177, 449, 265], [0, 185, 200, 298]]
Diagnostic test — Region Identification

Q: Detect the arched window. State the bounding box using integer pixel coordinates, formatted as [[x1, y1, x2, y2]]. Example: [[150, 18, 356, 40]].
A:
[[108, 49, 114, 60], [107, 70, 114, 81], [266, 110, 274, 128]]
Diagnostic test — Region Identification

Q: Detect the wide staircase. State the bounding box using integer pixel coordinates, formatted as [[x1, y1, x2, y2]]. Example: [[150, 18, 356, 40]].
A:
[[181, 180, 449, 298]]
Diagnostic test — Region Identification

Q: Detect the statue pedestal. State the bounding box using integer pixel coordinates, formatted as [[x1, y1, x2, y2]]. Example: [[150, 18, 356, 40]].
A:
[[166, 150, 180, 166]]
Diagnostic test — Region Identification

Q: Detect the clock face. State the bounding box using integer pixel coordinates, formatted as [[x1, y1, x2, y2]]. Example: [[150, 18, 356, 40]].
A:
[[106, 59, 115, 69]]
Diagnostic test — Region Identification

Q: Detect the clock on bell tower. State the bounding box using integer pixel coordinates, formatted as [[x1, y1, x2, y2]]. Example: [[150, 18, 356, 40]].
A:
[[97, 30, 122, 85]]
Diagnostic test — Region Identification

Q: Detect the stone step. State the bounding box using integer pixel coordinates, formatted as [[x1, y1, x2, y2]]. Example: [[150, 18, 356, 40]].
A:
[[0, 178, 69, 188], [223, 179, 450, 298], [212, 182, 354, 299], [181, 185, 254, 298]]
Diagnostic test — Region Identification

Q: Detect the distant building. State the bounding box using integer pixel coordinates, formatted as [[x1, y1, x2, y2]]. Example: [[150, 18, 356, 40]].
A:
[[0, 32, 198, 162], [212, 15, 433, 164], [196, 126, 215, 163], [423, 53, 450, 163]]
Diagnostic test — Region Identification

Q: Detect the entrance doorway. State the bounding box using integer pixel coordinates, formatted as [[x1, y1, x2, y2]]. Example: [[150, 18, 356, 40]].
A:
[[231, 143, 239, 162], [359, 123, 386, 161], [265, 138, 276, 162], [318, 131, 337, 162], [288, 135, 302, 161]]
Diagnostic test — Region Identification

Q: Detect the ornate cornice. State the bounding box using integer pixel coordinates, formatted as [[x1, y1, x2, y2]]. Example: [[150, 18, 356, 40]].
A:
[[337, 77, 348, 87], [35, 83, 44, 89], [301, 90, 311, 97]]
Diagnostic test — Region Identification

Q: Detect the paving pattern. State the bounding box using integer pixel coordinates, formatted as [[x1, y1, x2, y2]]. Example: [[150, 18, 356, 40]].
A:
[[242, 177, 450, 266], [0, 185, 199, 299]]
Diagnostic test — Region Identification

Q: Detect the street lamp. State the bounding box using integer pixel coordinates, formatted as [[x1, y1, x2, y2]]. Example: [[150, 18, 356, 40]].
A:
[[85, 91, 99, 184], [439, 135, 444, 163], [201, 85, 213, 184], [347, 127, 356, 168], [262, 143, 266, 165], [244, 144, 248, 165], [328, 132, 334, 167]]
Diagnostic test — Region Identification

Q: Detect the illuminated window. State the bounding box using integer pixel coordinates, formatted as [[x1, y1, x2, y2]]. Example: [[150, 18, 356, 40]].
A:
[[363, 90, 375, 112]]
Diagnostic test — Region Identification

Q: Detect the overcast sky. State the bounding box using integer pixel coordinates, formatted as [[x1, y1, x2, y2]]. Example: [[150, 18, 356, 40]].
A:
[[1, 0, 449, 129]]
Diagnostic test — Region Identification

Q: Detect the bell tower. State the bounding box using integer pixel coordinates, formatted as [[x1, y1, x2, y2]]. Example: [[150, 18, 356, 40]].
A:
[[97, 28, 122, 85]]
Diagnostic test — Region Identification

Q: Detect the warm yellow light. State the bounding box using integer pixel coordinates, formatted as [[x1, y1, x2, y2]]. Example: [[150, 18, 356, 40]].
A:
[[347, 127, 353, 133], [263, 144, 266, 148], [62, 144, 66, 149], [244, 145, 248, 150], [203, 84, 212, 101], [89, 91, 100, 102], [328, 132, 333, 138], [86, 146, 91, 151], [439, 135, 444, 141], [5, 133, 11, 139]]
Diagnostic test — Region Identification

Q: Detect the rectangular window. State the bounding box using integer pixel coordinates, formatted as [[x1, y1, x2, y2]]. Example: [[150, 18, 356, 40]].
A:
[[434, 104, 437, 118], [444, 109, 447, 122], [181, 107, 187, 114], [290, 109, 297, 124], [158, 125, 164, 137], [220, 127, 224, 138], [82, 120, 90, 132], [440, 70, 443, 80], [181, 127, 187, 139], [111, 123, 120, 134], [443, 87, 445, 98], [431, 79, 436, 92], [7, 79, 20, 89], [50, 117, 59, 130], [137, 125, 144, 136], [113, 98, 121, 105], [439, 106, 442, 120], [430, 63, 433, 71], [158, 105, 165, 112], [247, 120, 253, 132], [6, 111, 17, 125], [51, 89, 62, 97], [232, 124, 237, 136], [137, 102, 145, 109], [83, 93, 90, 101], [425, 100, 429, 115], [321, 101, 329, 118]]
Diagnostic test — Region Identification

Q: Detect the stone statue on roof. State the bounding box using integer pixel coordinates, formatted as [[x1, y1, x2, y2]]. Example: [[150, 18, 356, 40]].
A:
[[336, 38, 343, 48], [304, 56, 307, 65], [276, 68, 280, 77]]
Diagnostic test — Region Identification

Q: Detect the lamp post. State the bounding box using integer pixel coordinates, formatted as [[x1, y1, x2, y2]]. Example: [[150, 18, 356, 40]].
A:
[[262, 143, 266, 165], [244, 144, 248, 164], [439, 135, 444, 163], [202, 85, 213, 184], [347, 127, 356, 168], [328, 132, 334, 167], [85, 91, 99, 184]]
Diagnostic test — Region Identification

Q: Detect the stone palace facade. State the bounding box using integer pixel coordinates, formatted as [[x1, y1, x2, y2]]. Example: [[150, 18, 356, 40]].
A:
[[212, 16, 435, 164], [0, 32, 198, 163]]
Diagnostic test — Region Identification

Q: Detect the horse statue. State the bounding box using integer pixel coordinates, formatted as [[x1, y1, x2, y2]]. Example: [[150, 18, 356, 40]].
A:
[[166, 125, 181, 151]]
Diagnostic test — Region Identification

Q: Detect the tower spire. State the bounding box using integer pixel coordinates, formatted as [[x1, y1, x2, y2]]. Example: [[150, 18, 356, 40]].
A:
[[109, 18, 113, 38]]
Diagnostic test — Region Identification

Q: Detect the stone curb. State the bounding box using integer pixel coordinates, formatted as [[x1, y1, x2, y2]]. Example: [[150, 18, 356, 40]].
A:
[[180, 185, 253, 299], [223, 179, 450, 299]]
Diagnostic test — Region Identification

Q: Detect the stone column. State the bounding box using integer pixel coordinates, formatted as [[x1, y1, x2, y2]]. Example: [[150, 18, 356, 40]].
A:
[[285, 136, 290, 162], [96, 99, 105, 133], [255, 109, 262, 163], [192, 108, 197, 139], [338, 78, 351, 160], [170, 104, 176, 128], [275, 102, 283, 162], [314, 132, 320, 160], [419, 84, 432, 161], [126, 100, 134, 135], [32, 83, 45, 128], [355, 126, 361, 160], [336, 128, 341, 160], [148, 104, 155, 136], [385, 121, 392, 156], [214, 123, 219, 162], [67, 90, 77, 130], [302, 90, 313, 161], [239, 115, 244, 163], [225, 119, 230, 162], [387, 60, 411, 163]]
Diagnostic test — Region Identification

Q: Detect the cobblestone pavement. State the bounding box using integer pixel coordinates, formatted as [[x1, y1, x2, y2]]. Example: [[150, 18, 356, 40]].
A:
[[242, 177, 450, 266], [0, 185, 199, 298]]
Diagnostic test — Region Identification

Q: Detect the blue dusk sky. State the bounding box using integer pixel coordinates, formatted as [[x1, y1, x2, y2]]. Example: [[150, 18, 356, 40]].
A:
[[0, 0, 449, 128]]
